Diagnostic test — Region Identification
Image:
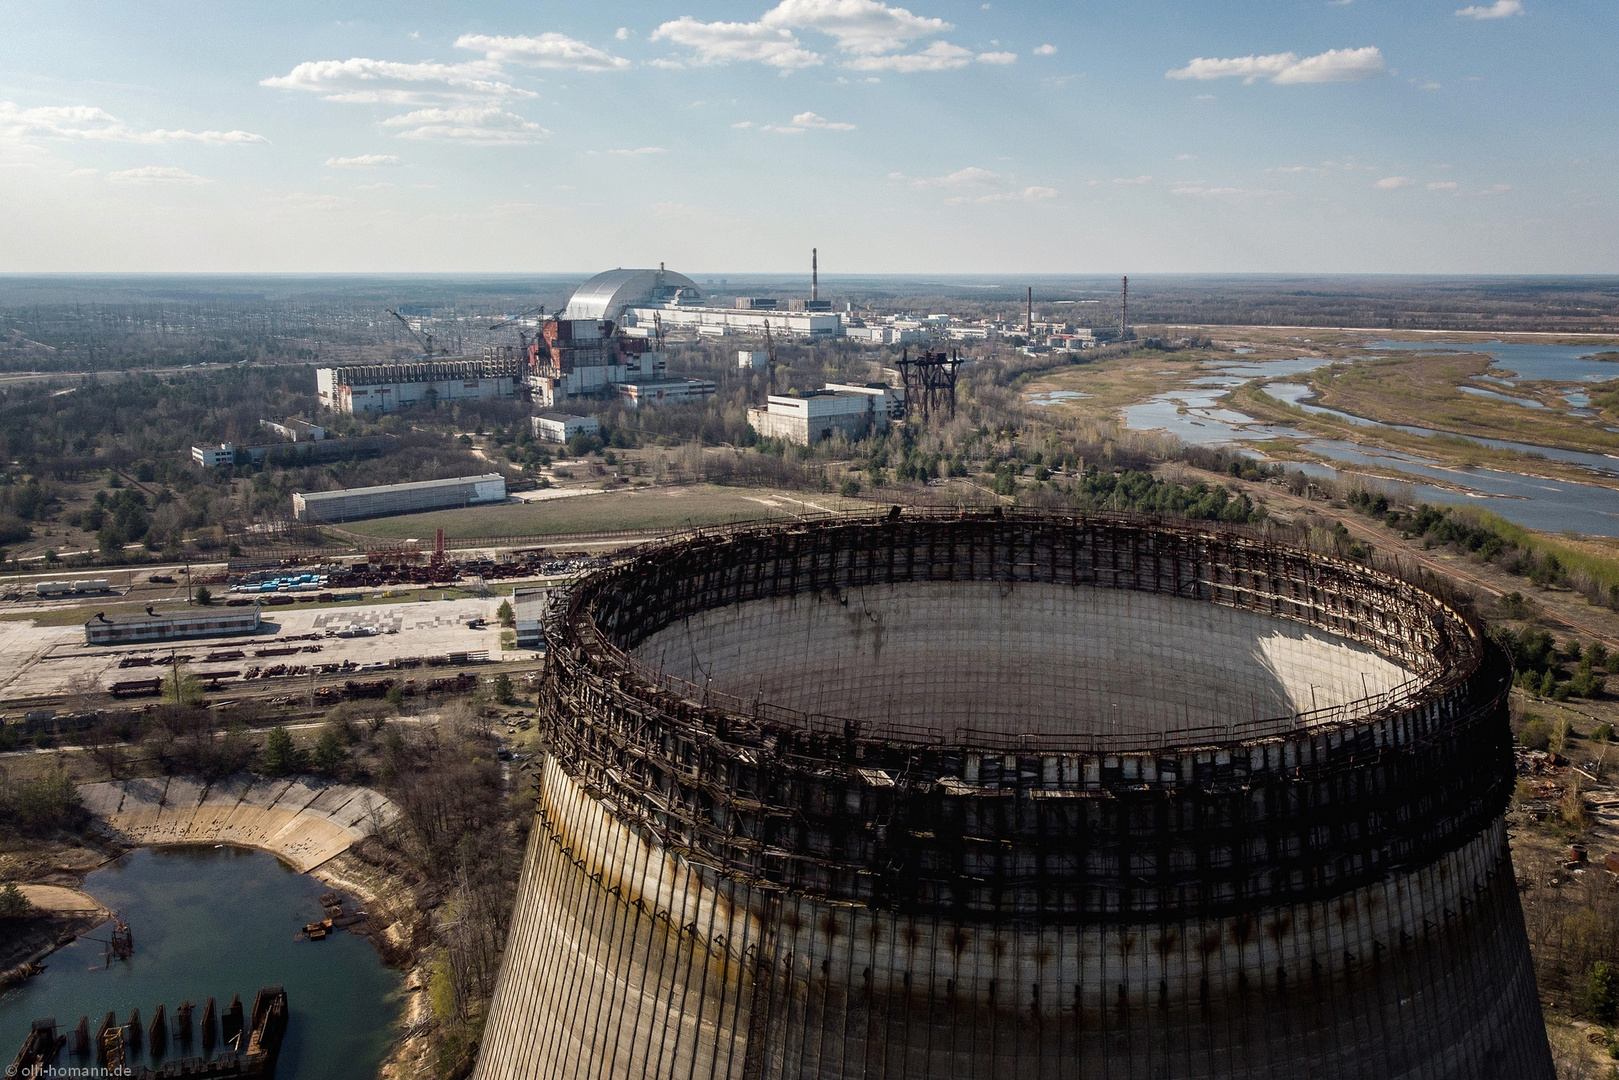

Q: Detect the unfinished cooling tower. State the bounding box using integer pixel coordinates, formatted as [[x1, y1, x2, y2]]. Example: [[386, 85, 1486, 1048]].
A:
[[475, 512, 1553, 1080]]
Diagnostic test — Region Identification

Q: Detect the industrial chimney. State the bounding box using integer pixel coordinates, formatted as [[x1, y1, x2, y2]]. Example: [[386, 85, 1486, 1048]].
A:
[[1026, 286, 1033, 338], [811, 248, 818, 302], [1121, 275, 1129, 337]]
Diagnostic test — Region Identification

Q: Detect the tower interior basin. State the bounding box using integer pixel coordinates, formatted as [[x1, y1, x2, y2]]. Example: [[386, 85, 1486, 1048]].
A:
[[632, 580, 1413, 740]]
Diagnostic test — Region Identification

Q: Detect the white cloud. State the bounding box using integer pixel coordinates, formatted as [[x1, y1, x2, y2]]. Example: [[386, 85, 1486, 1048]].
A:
[[1420, 81, 1441, 90], [353, 182, 394, 190], [1456, 0, 1523, 18], [655, 0, 982, 73], [381, 106, 548, 144], [1479, 183, 1513, 195], [977, 51, 1017, 64], [949, 185, 1057, 204], [1373, 176, 1414, 189], [764, 0, 951, 55], [1167, 46, 1384, 84], [593, 146, 668, 155], [1032, 44, 1057, 56], [325, 154, 400, 167], [1172, 185, 1284, 198], [1428, 180, 1458, 190], [732, 120, 755, 128], [1113, 175, 1154, 185], [106, 165, 211, 184], [790, 110, 856, 129], [616, 28, 630, 40], [651, 17, 822, 69], [455, 33, 630, 71], [260, 57, 529, 104], [847, 41, 973, 71], [0, 101, 267, 146], [901, 166, 1008, 188]]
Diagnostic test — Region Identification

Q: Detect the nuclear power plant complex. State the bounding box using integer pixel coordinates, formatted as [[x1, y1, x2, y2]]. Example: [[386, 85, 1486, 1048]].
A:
[[473, 511, 1553, 1080]]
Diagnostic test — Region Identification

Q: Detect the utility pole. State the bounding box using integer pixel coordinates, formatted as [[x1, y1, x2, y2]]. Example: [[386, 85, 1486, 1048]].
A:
[[811, 249, 818, 302], [185, 563, 191, 604]]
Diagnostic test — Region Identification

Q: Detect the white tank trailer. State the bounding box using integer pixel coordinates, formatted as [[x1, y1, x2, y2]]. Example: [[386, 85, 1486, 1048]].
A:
[[474, 511, 1554, 1080]]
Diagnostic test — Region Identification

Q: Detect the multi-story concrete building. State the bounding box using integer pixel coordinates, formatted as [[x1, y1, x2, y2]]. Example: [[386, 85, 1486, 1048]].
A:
[[258, 417, 327, 442], [747, 388, 889, 446], [316, 359, 524, 414], [617, 378, 717, 409], [530, 411, 599, 444], [292, 474, 507, 523], [191, 443, 235, 468]]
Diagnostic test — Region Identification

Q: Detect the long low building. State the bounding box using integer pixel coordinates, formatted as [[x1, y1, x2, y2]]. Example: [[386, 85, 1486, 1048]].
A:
[[85, 605, 261, 646], [316, 359, 524, 414], [293, 474, 507, 523]]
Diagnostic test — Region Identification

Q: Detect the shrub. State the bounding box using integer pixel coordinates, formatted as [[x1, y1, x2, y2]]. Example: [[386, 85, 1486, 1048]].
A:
[[194, 585, 213, 606], [262, 725, 297, 776], [1519, 717, 1551, 751], [0, 882, 35, 919], [1588, 961, 1619, 1024], [493, 673, 514, 706], [496, 599, 514, 627], [1594, 723, 1614, 744]]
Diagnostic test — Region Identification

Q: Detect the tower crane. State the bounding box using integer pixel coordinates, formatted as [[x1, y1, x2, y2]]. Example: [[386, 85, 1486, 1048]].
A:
[[488, 306, 545, 355], [762, 319, 778, 399], [388, 309, 449, 359]]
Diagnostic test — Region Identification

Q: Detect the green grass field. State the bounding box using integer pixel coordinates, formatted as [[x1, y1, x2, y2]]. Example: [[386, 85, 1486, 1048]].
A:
[[333, 484, 856, 540]]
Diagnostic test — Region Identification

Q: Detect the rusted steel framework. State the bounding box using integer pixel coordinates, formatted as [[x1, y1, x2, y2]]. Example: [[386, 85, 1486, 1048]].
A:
[[541, 512, 1506, 920], [894, 350, 961, 422], [475, 512, 1552, 1080]]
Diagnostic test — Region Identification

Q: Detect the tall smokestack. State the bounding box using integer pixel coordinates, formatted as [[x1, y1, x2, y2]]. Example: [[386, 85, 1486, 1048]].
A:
[[1026, 286, 1033, 338], [812, 249, 818, 302], [1121, 275, 1128, 336]]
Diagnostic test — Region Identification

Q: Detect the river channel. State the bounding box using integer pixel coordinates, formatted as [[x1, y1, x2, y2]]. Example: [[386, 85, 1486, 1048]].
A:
[[1101, 340, 1619, 536], [0, 846, 402, 1080]]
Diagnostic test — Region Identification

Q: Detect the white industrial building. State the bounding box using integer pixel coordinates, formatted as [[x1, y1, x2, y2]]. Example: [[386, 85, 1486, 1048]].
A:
[[531, 411, 600, 443], [737, 350, 767, 370], [559, 267, 843, 342], [316, 359, 524, 414], [748, 388, 892, 447], [292, 474, 507, 523], [259, 417, 327, 441], [192, 443, 235, 467], [617, 379, 717, 409]]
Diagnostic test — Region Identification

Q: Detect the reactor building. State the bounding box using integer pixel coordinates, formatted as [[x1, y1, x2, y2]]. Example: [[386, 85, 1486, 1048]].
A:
[[473, 511, 1551, 1080]]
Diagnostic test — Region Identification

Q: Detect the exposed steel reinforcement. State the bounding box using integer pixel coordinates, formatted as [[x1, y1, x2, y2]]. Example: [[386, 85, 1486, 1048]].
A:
[[475, 511, 1553, 1080]]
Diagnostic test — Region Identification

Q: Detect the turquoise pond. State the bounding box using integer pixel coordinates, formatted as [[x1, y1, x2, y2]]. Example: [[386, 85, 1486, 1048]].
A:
[[0, 846, 403, 1080]]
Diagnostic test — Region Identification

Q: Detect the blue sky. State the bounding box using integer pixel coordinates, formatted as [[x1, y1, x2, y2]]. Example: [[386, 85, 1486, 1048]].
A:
[[1, 1, 1614, 273]]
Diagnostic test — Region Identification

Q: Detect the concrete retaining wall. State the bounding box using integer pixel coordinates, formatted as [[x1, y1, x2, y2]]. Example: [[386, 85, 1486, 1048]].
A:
[[78, 776, 398, 872]]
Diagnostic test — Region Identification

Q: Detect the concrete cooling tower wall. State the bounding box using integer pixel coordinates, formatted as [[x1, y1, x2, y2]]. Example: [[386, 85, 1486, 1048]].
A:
[[474, 511, 1554, 1080]]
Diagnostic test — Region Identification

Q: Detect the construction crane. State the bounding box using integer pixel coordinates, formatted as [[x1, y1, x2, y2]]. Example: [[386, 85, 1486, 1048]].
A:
[[488, 306, 545, 355], [388, 309, 449, 359], [762, 319, 778, 399]]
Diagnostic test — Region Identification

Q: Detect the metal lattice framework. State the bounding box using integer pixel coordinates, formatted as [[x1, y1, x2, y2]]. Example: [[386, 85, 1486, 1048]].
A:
[[539, 510, 1512, 922]]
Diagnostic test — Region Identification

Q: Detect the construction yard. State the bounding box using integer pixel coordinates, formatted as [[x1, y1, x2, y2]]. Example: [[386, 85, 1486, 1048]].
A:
[[0, 595, 527, 707]]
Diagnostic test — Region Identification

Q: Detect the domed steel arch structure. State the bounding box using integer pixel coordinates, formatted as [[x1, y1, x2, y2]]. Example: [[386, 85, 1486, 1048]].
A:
[[474, 511, 1553, 1080]]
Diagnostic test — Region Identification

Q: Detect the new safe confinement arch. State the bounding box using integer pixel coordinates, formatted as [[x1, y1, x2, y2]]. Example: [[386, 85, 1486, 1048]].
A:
[[475, 511, 1553, 1080]]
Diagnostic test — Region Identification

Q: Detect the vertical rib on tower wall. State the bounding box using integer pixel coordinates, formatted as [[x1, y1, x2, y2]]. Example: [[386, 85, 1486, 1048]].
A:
[[475, 759, 1553, 1080]]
